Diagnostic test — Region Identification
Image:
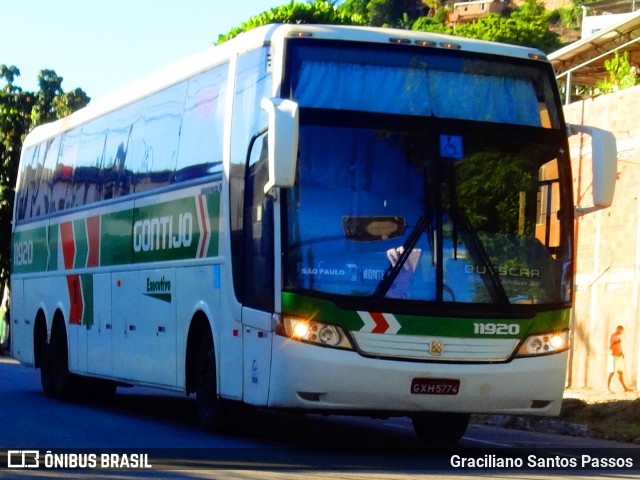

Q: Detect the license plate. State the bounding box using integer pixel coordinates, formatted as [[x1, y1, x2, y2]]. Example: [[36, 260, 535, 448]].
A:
[[411, 378, 460, 395]]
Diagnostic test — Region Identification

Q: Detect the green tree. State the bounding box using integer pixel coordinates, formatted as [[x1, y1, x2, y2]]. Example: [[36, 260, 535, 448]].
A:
[[341, 0, 369, 17], [0, 66, 89, 288], [512, 0, 548, 20], [30, 69, 64, 127], [0, 66, 33, 288], [342, 0, 428, 28], [549, 0, 582, 30], [411, 15, 450, 33], [454, 10, 561, 53], [597, 51, 638, 92], [220, 0, 561, 51], [216, 1, 365, 44], [53, 88, 91, 119], [367, 0, 405, 26]]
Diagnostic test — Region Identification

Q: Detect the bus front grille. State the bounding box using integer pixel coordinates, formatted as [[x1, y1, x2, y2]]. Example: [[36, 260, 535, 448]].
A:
[[351, 332, 519, 362]]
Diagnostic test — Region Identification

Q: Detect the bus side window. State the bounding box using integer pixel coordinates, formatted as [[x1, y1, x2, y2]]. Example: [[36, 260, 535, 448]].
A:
[[243, 134, 273, 311], [15, 146, 37, 222], [175, 64, 228, 182], [536, 159, 561, 252], [53, 129, 79, 212], [128, 83, 185, 194], [31, 138, 58, 219]]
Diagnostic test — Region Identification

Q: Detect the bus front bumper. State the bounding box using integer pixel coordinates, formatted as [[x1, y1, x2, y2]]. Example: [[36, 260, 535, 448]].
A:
[[268, 335, 567, 416]]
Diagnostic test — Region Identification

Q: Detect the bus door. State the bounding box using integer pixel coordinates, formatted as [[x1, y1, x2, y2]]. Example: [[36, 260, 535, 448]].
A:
[[240, 132, 274, 406], [242, 307, 272, 405]]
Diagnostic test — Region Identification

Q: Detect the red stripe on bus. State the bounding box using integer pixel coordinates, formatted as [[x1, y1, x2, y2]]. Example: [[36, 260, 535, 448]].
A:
[[60, 221, 76, 270], [66, 275, 83, 325], [197, 195, 208, 258], [86, 215, 100, 267]]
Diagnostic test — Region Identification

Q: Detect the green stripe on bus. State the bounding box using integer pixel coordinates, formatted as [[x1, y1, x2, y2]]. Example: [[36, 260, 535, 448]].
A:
[[73, 218, 88, 269], [48, 223, 58, 271], [281, 291, 570, 338], [11, 226, 48, 274], [80, 273, 94, 327], [100, 209, 134, 267], [281, 292, 364, 331], [132, 196, 200, 264], [11, 191, 221, 275], [206, 193, 221, 257]]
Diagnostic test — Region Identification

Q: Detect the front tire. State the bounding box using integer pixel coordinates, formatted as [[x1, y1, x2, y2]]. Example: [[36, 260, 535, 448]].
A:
[[411, 412, 470, 445]]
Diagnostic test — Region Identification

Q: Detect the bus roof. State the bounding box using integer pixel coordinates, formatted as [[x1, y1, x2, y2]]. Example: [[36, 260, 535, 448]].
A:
[[23, 23, 548, 149]]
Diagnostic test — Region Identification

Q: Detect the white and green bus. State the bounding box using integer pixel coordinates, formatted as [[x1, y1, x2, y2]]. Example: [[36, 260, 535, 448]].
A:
[[11, 24, 616, 444]]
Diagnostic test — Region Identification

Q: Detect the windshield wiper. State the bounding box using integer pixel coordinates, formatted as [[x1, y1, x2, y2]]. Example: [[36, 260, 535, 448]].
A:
[[449, 204, 510, 308], [373, 215, 430, 299]]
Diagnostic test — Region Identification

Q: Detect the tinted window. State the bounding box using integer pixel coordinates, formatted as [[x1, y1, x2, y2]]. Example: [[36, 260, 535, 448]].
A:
[[15, 63, 229, 223]]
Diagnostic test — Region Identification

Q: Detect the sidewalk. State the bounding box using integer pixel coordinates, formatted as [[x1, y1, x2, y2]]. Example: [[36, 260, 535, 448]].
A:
[[564, 387, 640, 404]]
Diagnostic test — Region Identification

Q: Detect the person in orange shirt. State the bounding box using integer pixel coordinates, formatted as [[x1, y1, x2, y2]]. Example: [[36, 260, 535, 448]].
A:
[[608, 325, 632, 393]]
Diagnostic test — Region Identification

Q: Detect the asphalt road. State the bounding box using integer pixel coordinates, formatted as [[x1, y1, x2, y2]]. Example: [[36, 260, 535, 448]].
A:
[[0, 356, 637, 479]]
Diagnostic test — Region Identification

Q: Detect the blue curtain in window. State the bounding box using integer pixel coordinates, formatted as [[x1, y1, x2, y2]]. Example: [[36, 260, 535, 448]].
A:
[[296, 61, 431, 115], [294, 61, 541, 127]]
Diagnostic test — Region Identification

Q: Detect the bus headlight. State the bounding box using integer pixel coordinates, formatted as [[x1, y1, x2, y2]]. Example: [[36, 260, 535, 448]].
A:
[[515, 330, 570, 357], [281, 316, 353, 350]]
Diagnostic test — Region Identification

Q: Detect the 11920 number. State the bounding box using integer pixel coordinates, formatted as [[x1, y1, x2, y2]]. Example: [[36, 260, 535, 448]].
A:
[[473, 322, 520, 335]]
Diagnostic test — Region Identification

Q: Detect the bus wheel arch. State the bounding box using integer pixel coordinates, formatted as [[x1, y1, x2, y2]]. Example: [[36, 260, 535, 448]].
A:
[[185, 311, 214, 396], [185, 312, 232, 432], [33, 309, 47, 369]]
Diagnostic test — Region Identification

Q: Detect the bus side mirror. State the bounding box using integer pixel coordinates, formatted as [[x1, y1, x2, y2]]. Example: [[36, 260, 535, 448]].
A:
[[261, 97, 299, 195], [568, 124, 617, 213]]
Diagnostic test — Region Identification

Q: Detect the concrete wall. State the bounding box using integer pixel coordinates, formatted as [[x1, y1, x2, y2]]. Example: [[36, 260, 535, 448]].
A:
[[564, 85, 640, 390]]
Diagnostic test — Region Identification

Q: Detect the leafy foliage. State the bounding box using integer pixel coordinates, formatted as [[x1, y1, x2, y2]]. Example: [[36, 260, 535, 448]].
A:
[[548, 2, 583, 30], [218, 0, 561, 53], [411, 15, 449, 33], [0, 66, 89, 286], [456, 148, 537, 233], [216, 1, 365, 44], [364, 0, 429, 27], [597, 51, 639, 93], [453, 2, 562, 53]]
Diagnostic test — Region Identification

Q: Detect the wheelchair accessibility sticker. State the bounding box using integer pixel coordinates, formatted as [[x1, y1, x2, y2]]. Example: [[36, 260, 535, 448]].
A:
[[440, 135, 463, 160]]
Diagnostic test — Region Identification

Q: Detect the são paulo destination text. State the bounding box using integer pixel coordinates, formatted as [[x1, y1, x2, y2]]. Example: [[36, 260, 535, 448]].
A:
[[451, 454, 634, 469]]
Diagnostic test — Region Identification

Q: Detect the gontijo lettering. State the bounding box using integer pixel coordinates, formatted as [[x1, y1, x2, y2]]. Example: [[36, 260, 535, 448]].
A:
[[133, 213, 193, 252]]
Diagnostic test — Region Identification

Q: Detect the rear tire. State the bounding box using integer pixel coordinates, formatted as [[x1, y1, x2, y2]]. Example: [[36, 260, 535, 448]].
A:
[[39, 336, 55, 398], [195, 329, 232, 432], [49, 325, 76, 402], [411, 412, 470, 445]]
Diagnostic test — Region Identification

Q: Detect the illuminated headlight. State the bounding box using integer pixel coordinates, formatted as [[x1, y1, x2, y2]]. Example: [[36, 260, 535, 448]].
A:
[[281, 316, 353, 349], [516, 330, 570, 357]]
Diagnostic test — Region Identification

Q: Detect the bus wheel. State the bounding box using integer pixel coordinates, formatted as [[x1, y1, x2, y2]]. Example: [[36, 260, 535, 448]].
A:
[[411, 412, 470, 445], [39, 336, 55, 398], [49, 325, 76, 402], [195, 329, 230, 432]]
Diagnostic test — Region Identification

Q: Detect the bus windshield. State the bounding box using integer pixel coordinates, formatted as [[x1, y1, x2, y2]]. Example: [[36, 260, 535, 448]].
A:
[[283, 41, 572, 307]]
